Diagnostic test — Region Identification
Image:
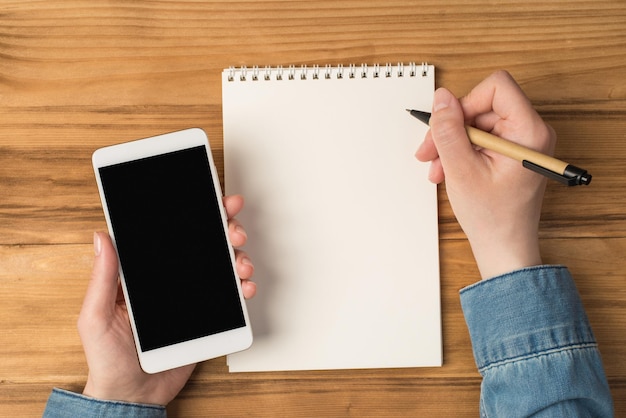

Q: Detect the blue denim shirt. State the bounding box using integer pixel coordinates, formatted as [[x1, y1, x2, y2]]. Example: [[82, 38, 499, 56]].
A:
[[42, 388, 166, 417], [461, 265, 613, 417], [43, 265, 613, 417]]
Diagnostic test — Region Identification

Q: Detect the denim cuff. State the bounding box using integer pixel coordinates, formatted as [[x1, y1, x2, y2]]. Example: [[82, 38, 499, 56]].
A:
[[459, 265, 597, 373], [43, 388, 167, 418]]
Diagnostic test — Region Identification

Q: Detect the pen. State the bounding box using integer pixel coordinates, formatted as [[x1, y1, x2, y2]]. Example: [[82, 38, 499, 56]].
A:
[[406, 109, 591, 186]]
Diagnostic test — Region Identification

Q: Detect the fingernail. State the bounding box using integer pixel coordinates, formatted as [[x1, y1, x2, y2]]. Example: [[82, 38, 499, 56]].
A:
[[235, 224, 247, 239], [93, 232, 102, 256], [433, 88, 452, 112]]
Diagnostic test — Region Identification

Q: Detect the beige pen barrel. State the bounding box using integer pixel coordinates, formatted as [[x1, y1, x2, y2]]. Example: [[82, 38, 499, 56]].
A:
[[406, 109, 589, 185], [465, 126, 568, 174]]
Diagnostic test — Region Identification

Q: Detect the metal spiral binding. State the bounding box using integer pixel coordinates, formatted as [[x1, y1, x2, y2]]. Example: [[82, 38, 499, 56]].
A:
[[227, 62, 429, 82]]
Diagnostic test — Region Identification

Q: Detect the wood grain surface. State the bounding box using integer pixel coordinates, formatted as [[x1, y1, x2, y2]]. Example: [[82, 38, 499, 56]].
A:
[[1, 1, 624, 416]]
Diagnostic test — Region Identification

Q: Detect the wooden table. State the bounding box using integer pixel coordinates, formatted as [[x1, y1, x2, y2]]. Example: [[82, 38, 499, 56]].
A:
[[1, 1, 624, 416]]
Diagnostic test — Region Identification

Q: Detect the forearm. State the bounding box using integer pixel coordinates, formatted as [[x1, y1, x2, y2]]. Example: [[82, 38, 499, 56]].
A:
[[460, 265, 614, 417]]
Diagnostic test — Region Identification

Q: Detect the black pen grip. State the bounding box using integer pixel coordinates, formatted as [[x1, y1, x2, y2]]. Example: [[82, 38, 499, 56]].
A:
[[523, 161, 591, 186]]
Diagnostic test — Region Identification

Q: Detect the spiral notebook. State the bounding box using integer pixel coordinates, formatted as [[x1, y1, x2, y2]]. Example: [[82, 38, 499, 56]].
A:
[[222, 63, 441, 372]]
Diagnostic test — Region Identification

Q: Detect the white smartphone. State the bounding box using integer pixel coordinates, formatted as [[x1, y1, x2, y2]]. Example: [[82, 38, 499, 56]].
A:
[[92, 128, 252, 374]]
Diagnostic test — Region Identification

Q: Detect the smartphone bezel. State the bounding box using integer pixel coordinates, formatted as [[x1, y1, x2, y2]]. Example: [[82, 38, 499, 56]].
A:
[[92, 128, 252, 374]]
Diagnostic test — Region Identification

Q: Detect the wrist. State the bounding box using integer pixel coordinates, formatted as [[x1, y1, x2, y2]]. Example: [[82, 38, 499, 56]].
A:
[[83, 377, 164, 407], [468, 233, 543, 280]]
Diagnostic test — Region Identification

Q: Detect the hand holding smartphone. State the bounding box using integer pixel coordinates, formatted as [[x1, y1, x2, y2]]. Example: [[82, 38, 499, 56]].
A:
[[92, 128, 252, 373]]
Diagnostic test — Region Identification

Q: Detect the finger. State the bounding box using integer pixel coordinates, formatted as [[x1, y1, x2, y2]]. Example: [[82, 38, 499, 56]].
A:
[[460, 70, 533, 125], [235, 249, 254, 280], [429, 87, 480, 183], [460, 70, 555, 153], [241, 280, 257, 299], [427, 157, 445, 184], [228, 218, 248, 248], [415, 130, 438, 162], [223, 194, 244, 219], [472, 111, 501, 132], [415, 122, 445, 184], [79, 232, 120, 325]]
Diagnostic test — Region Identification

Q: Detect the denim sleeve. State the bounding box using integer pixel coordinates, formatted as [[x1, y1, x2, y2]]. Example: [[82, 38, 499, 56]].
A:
[[43, 388, 167, 418], [460, 265, 614, 418]]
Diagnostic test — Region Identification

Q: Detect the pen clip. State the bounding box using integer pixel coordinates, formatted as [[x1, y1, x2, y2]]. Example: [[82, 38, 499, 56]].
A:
[[522, 160, 591, 186]]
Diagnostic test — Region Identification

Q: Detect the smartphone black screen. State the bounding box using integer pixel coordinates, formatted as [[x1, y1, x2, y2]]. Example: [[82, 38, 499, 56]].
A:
[[98, 145, 245, 352]]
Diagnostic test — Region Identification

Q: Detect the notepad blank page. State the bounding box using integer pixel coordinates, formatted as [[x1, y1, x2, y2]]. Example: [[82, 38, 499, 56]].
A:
[[223, 65, 440, 371]]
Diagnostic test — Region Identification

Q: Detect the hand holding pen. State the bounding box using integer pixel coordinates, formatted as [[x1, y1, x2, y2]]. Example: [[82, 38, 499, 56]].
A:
[[415, 71, 562, 279], [408, 109, 591, 186]]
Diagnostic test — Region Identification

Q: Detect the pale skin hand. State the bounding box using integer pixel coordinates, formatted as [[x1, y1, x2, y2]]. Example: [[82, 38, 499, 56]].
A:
[[415, 71, 556, 279], [79, 194, 256, 406]]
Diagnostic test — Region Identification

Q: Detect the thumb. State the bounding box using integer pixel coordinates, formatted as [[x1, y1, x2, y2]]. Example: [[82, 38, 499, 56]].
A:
[[429, 88, 478, 181], [80, 232, 120, 320]]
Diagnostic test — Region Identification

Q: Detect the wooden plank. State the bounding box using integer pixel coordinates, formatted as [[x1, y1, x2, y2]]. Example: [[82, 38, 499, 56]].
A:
[[1, 239, 623, 380], [0, 241, 475, 383], [0, 2, 624, 111], [2, 379, 625, 417], [168, 377, 483, 417], [1, 117, 625, 244], [2, 379, 624, 418]]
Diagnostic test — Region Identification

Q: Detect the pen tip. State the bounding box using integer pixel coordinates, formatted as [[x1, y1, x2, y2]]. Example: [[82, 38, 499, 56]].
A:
[[406, 109, 431, 125]]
